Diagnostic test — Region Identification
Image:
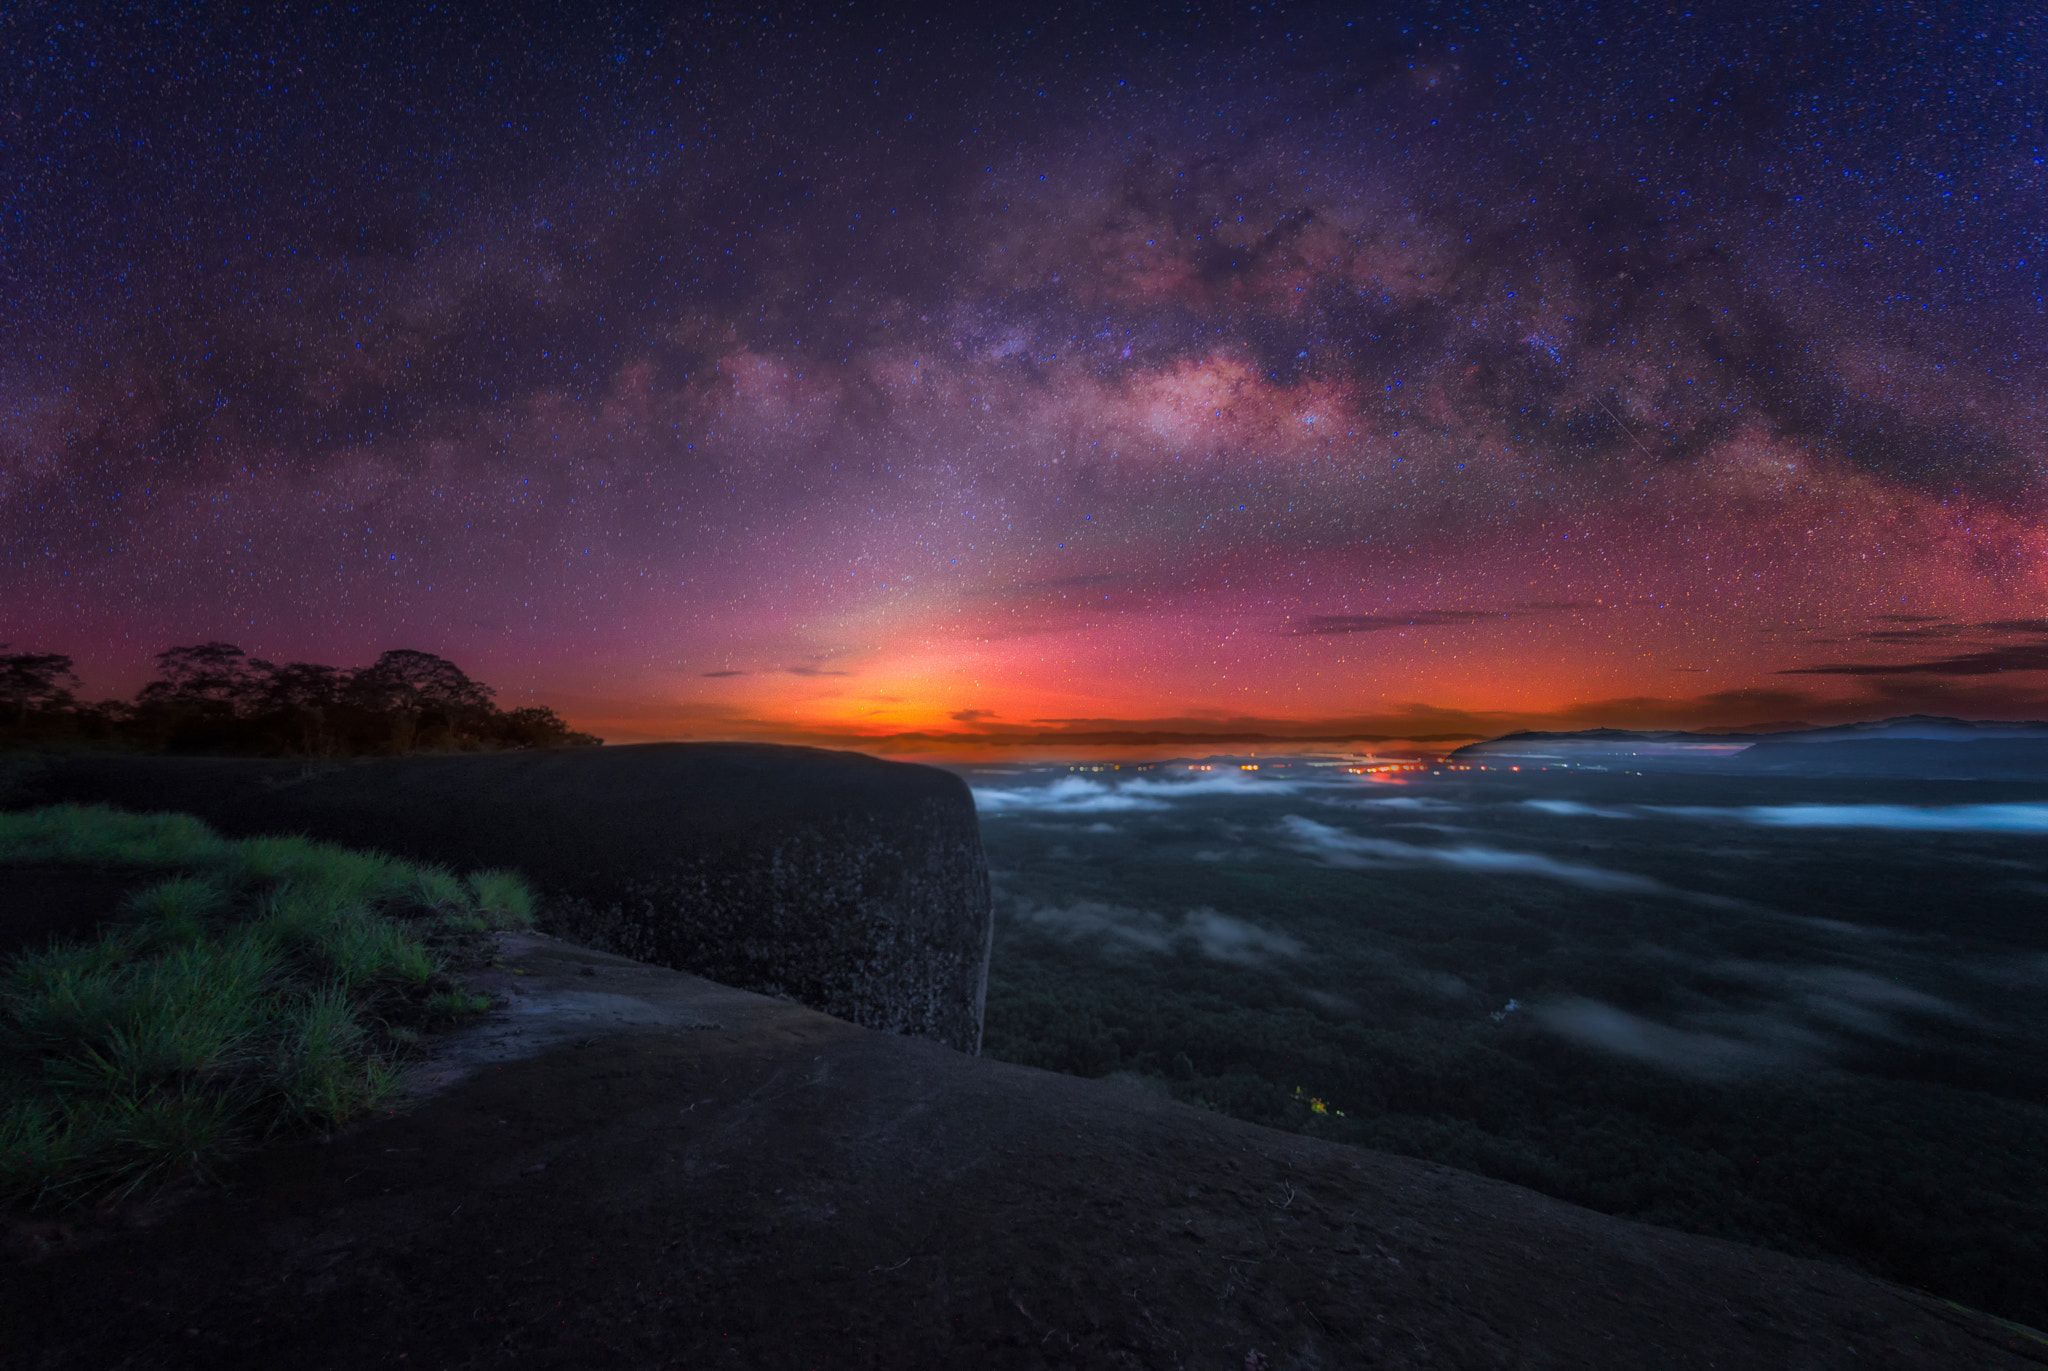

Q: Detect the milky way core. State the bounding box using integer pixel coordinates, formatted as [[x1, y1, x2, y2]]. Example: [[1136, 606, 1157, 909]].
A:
[[4, 5, 2043, 747]]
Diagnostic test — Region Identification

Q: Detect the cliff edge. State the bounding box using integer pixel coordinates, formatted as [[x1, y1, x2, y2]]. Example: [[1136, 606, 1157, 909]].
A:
[[1, 743, 992, 1054]]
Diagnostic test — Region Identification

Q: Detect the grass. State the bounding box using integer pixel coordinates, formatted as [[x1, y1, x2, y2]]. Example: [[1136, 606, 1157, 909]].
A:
[[0, 804, 541, 1208]]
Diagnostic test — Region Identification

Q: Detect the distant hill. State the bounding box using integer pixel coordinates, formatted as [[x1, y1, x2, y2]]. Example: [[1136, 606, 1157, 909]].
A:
[[1452, 716, 2048, 778]]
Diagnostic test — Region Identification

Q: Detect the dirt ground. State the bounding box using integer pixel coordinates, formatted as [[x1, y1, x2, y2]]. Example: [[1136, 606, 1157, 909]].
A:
[[6, 933, 2045, 1370]]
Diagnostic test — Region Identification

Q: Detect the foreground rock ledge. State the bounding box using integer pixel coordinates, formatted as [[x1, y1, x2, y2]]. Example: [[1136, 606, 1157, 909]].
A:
[[5, 742, 992, 1053], [7, 934, 2041, 1371]]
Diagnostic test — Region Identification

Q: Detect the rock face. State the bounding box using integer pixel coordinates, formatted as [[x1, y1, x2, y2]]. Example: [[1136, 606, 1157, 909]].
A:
[[2, 743, 992, 1053], [6, 934, 2038, 1369]]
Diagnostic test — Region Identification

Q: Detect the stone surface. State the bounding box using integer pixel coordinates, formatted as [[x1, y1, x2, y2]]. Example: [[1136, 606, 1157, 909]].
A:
[[2, 743, 992, 1053], [5, 932, 2040, 1370]]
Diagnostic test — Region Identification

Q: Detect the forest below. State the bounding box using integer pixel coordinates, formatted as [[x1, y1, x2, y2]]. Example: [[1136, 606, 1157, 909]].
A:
[[968, 762, 2048, 1331]]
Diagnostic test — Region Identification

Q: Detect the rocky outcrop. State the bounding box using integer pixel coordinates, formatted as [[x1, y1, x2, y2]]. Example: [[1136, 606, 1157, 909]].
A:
[[2, 743, 992, 1053], [6, 933, 2037, 1369]]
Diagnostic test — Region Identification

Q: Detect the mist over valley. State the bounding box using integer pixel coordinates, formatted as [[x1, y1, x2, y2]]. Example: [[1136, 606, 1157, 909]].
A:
[[961, 751, 2048, 1329]]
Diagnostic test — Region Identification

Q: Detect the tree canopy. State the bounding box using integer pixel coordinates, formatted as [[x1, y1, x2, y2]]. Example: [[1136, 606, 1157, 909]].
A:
[[0, 645, 599, 755]]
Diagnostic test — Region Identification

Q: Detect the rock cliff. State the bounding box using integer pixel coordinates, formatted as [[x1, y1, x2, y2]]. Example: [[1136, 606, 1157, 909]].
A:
[[2, 743, 992, 1053]]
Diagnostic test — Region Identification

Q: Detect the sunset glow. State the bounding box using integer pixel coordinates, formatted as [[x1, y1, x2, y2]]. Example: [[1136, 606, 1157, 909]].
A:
[[5, 6, 2042, 752]]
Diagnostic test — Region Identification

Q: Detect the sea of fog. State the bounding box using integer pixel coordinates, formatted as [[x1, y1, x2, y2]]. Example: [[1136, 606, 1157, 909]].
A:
[[953, 758, 2048, 1323], [964, 761, 2048, 1079]]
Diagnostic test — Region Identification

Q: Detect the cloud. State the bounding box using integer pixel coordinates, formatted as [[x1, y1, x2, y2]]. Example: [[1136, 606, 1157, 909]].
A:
[[950, 708, 998, 723], [1299, 988, 1359, 1015], [1522, 799, 1637, 819], [973, 776, 1168, 814], [1725, 963, 1955, 1035], [782, 665, 853, 677], [1180, 907, 1306, 963], [1529, 1000, 1812, 1079], [11, 9, 2044, 741], [1350, 796, 1463, 811], [1654, 803, 2048, 833], [1529, 961, 1961, 1079], [1007, 898, 1302, 964], [1279, 815, 1669, 893], [1289, 609, 1514, 636], [700, 669, 748, 677], [973, 768, 1307, 816], [1784, 632, 2048, 677]]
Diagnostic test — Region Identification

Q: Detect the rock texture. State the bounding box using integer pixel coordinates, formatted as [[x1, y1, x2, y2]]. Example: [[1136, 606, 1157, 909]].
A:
[[2, 743, 991, 1053], [6, 932, 2041, 1370]]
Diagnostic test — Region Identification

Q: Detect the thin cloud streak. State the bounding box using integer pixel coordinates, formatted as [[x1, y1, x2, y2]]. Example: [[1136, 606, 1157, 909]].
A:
[[1006, 897, 1303, 965], [1278, 816, 1670, 894], [973, 769, 1309, 816], [1656, 803, 2048, 833]]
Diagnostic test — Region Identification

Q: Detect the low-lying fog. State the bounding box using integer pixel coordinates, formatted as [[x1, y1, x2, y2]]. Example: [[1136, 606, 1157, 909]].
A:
[[956, 759, 2048, 1327]]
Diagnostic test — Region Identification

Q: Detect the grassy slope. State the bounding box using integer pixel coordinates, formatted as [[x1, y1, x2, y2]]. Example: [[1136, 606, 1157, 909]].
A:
[[0, 804, 536, 1207]]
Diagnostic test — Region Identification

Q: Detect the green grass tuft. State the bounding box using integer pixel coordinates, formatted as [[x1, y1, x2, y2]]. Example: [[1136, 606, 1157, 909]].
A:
[[125, 875, 228, 948], [325, 911, 439, 989], [0, 804, 228, 869], [406, 863, 470, 914], [41, 933, 279, 1095], [0, 1098, 83, 1202], [424, 987, 495, 1018], [231, 836, 408, 907], [277, 986, 397, 1125], [0, 804, 527, 1210], [466, 868, 537, 928], [3, 936, 140, 1053], [100, 1090, 248, 1196]]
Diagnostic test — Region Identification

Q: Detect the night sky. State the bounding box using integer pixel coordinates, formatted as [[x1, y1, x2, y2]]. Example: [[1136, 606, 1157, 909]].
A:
[[4, 3, 2043, 748]]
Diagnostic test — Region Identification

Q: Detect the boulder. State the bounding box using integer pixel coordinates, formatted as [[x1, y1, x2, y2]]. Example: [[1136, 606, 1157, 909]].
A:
[[1, 743, 992, 1053]]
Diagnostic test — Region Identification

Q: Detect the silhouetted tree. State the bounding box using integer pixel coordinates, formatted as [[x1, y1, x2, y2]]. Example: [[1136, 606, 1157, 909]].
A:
[[259, 661, 350, 712], [136, 642, 272, 718], [0, 641, 599, 755], [348, 649, 496, 749], [131, 642, 279, 750], [254, 661, 352, 754], [483, 705, 603, 749], [0, 649, 80, 730]]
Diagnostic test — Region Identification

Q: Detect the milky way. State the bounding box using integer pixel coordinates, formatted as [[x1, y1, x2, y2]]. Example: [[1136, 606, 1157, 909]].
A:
[[3, 4, 2043, 746]]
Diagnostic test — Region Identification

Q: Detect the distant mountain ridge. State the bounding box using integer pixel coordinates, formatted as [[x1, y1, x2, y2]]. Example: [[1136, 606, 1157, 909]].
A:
[[1452, 716, 2048, 778]]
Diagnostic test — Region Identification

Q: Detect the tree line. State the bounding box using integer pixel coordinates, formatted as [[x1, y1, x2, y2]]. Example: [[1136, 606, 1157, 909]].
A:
[[0, 642, 600, 755]]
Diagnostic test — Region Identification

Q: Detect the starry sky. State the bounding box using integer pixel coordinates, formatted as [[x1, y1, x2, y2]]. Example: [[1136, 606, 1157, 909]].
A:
[[4, 2, 2044, 750]]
